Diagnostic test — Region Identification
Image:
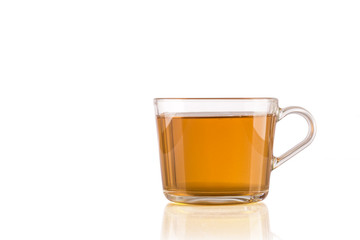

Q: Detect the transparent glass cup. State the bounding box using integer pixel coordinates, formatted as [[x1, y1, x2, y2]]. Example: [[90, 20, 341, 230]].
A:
[[154, 98, 316, 204]]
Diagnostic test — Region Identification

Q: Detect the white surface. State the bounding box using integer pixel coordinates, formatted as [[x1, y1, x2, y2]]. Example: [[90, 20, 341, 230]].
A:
[[1, 1, 360, 239]]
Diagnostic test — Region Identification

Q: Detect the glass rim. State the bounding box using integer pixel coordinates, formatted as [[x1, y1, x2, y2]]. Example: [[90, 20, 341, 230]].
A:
[[154, 97, 278, 102]]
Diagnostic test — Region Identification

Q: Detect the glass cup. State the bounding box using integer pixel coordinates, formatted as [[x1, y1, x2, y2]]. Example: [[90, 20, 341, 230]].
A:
[[154, 98, 316, 204]]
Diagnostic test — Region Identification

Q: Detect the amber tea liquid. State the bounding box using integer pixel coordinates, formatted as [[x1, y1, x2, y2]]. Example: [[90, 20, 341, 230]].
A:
[[156, 112, 276, 201]]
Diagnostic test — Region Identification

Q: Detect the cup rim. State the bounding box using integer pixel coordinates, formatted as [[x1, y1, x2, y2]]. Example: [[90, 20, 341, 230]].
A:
[[154, 97, 278, 102]]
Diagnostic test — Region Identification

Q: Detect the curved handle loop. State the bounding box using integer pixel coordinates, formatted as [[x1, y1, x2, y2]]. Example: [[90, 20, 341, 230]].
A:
[[272, 106, 316, 170]]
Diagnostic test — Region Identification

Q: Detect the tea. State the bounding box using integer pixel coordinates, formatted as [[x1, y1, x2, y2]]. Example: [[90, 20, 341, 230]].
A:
[[156, 112, 277, 200]]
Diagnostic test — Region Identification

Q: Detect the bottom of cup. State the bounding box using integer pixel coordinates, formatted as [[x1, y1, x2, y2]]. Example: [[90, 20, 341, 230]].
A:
[[164, 190, 268, 205]]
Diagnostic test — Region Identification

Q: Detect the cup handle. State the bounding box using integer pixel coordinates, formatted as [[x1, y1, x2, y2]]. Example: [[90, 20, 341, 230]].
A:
[[272, 106, 316, 170]]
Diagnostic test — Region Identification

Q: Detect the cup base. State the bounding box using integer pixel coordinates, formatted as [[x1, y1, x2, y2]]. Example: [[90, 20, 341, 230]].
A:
[[164, 191, 268, 205]]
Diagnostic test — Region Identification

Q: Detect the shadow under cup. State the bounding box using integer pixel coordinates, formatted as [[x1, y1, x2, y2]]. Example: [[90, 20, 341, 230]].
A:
[[154, 98, 316, 204]]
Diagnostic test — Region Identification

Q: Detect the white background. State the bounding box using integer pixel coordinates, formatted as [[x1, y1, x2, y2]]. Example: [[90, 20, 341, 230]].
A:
[[1, 1, 359, 239]]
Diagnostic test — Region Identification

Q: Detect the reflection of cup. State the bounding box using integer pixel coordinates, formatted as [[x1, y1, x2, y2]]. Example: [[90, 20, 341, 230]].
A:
[[162, 203, 272, 240]]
